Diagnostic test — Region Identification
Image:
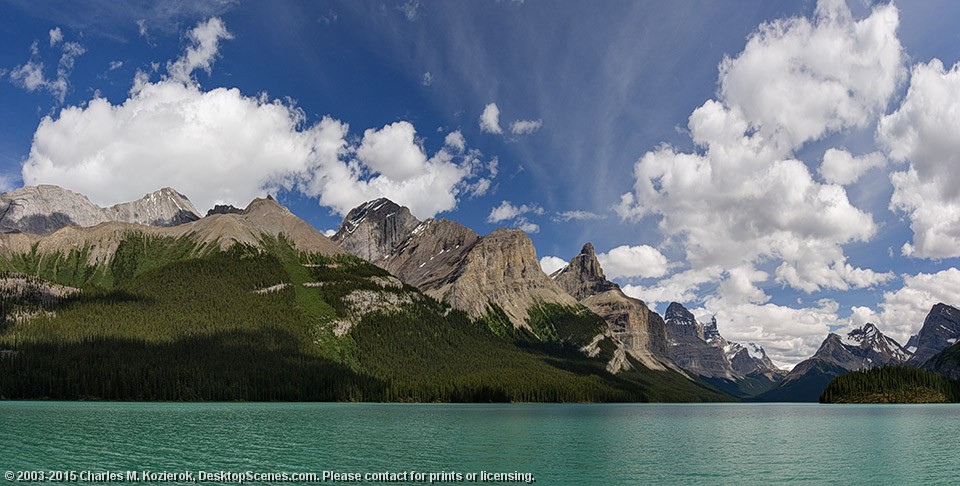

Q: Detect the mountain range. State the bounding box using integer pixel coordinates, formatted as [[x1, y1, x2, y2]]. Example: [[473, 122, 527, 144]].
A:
[[0, 185, 958, 402]]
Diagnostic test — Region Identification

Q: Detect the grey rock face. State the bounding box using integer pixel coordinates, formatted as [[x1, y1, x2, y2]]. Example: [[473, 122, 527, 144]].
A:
[[424, 227, 580, 331], [664, 302, 735, 379], [335, 198, 580, 333], [332, 198, 421, 262], [551, 243, 618, 300], [384, 218, 480, 289], [844, 323, 909, 365], [906, 303, 960, 366], [665, 302, 706, 341], [724, 341, 782, 377], [0, 185, 200, 234], [553, 242, 674, 371]]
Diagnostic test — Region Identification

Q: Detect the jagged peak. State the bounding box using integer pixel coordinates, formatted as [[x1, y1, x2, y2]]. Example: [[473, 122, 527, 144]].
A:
[[931, 302, 959, 315], [580, 242, 596, 256], [665, 302, 695, 323], [335, 197, 418, 239]]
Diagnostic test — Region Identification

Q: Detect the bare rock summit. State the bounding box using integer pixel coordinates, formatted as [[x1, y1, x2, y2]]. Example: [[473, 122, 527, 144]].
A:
[[0, 185, 200, 234]]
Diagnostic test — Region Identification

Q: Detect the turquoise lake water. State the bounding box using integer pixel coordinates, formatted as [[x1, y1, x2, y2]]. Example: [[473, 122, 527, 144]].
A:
[[2, 402, 958, 485]]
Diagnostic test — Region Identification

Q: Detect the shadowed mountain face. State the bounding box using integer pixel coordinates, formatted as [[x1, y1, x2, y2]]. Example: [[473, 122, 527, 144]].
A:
[[552, 243, 674, 372], [332, 198, 421, 262], [663, 303, 736, 380], [0, 185, 201, 234], [907, 303, 960, 366]]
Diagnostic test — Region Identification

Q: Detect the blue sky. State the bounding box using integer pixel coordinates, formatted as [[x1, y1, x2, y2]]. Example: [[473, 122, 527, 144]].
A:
[[3, 0, 960, 366]]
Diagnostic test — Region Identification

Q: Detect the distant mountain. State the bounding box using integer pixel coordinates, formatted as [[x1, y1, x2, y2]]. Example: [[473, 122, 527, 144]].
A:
[[332, 199, 598, 345], [664, 303, 735, 379], [658, 302, 783, 397], [906, 303, 960, 366], [551, 243, 676, 373], [0, 185, 200, 234], [756, 323, 907, 402], [0, 195, 344, 269], [206, 204, 243, 216]]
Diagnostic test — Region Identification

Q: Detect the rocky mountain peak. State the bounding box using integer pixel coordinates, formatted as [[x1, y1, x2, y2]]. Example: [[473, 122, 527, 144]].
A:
[[0, 185, 201, 234], [703, 316, 722, 342], [907, 303, 960, 366], [665, 302, 701, 332], [332, 198, 421, 262], [552, 242, 617, 300]]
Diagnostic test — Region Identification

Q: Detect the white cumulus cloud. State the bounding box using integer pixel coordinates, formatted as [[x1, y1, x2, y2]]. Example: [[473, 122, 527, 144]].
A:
[[597, 245, 671, 280], [444, 130, 465, 152], [8, 36, 85, 103], [878, 59, 960, 259], [818, 148, 886, 185], [849, 268, 960, 346], [487, 200, 544, 223], [618, 0, 902, 296], [479, 103, 502, 134], [356, 121, 428, 180], [21, 18, 493, 220]]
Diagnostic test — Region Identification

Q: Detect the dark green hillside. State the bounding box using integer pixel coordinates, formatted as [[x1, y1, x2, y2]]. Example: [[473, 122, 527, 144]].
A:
[[820, 366, 960, 404], [0, 233, 732, 402]]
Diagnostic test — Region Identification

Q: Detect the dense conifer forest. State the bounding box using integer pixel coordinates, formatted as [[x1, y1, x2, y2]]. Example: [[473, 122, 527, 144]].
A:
[[820, 366, 960, 404], [0, 233, 730, 402]]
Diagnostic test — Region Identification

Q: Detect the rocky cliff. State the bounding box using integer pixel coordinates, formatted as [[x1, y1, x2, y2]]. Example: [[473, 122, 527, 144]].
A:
[[663, 302, 736, 379], [332, 198, 421, 262], [333, 199, 585, 337], [0, 185, 201, 234], [423, 227, 581, 333], [552, 243, 674, 372], [906, 303, 960, 366]]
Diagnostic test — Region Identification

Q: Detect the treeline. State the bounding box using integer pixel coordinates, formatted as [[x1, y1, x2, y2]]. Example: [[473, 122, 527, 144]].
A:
[[820, 365, 960, 404]]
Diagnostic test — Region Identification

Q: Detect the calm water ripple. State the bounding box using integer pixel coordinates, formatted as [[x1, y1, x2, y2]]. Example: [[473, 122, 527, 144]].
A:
[[2, 402, 959, 485]]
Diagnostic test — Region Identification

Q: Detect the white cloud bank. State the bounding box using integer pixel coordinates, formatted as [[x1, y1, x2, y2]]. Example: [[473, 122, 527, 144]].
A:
[[879, 60, 960, 259], [597, 245, 670, 280], [818, 149, 886, 185], [850, 268, 960, 346], [20, 18, 493, 219], [617, 0, 904, 366], [619, 0, 901, 301]]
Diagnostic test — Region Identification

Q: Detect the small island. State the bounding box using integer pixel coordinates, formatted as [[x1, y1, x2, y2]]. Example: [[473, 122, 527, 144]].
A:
[[819, 366, 960, 404]]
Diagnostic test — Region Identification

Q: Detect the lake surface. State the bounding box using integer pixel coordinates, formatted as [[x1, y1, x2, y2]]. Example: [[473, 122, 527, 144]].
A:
[[2, 402, 959, 485]]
